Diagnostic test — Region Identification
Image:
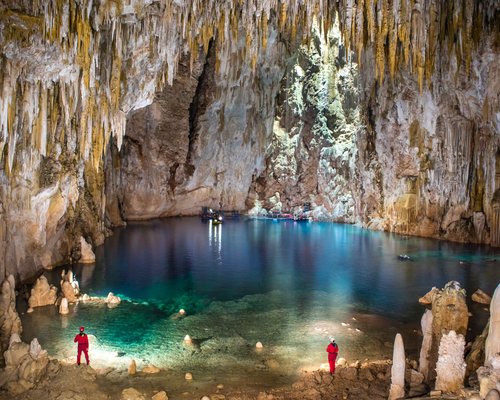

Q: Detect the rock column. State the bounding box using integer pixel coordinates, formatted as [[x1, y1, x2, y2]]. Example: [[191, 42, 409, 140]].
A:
[[428, 281, 469, 383], [485, 283, 500, 366], [435, 330, 466, 393], [389, 333, 405, 400], [419, 309, 433, 381]]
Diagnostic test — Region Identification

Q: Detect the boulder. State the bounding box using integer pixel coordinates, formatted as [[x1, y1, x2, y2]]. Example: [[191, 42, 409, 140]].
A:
[[435, 330, 466, 393], [472, 289, 492, 305], [28, 275, 58, 308], [79, 236, 96, 263], [121, 387, 145, 400], [419, 309, 433, 381], [389, 333, 405, 400], [142, 365, 160, 374], [485, 284, 500, 366], [151, 391, 168, 400], [59, 298, 69, 315]]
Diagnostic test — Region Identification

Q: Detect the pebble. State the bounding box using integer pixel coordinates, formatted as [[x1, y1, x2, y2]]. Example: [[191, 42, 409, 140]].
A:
[[185, 372, 193, 380], [256, 342, 264, 349]]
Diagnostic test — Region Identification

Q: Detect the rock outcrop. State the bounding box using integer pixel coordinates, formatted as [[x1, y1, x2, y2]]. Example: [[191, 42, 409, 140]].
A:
[[28, 275, 58, 308]]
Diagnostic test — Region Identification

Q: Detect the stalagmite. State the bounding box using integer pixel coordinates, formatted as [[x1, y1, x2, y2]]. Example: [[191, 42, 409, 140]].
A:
[[427, 281, 468, 383], [0, 275, 22, 365], [486, 284, 500, 367], [435, 330, 466, 393], [79, 236, 96, 264], [419, 309, 433, 381], [128, 359, 137, 376], [28, 275, 58, 308], [389, 333, 405, 400], [59, 298, 69, 315]]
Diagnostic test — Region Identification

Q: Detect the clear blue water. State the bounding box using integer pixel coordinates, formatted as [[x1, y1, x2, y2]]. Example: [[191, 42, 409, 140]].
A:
[[21, 218, 500, 382]]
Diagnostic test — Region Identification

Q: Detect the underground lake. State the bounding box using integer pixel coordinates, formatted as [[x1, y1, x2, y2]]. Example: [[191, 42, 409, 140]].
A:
[[19, 217, 500, 388]]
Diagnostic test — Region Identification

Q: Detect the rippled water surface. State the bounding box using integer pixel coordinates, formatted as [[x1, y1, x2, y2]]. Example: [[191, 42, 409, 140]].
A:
[[21, 218, 500, 382]]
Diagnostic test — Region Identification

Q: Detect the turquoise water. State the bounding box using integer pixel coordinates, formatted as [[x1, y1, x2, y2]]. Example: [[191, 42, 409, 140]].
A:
[[21, 218, 500, 380]]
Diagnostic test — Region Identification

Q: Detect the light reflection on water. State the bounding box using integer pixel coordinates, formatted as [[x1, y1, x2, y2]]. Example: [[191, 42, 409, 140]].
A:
[[20, 218, 500, 377]]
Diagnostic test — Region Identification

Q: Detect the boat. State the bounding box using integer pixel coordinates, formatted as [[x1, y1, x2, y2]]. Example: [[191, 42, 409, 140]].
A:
[[294, 214, 311, 222]]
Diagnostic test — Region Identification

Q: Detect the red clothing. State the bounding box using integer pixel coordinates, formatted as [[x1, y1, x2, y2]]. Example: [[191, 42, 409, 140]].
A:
[[326, 342, 339, 374], [74, 333, 90, 365]]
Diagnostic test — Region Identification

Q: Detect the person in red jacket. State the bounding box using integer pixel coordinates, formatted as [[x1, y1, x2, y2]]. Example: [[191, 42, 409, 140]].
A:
[[326, 337, 339, 375], [74, 326, 90, 365]]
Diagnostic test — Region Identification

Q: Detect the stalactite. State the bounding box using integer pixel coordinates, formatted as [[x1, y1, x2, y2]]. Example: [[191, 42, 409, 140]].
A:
[[0, 0, 497, 174]]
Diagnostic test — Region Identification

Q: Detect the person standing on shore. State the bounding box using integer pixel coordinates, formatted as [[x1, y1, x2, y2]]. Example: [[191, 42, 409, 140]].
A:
[[74, 326, 90, 365], [326, 337, 339, 375]]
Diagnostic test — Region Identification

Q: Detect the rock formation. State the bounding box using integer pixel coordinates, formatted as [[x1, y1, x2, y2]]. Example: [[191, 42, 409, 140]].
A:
[[473, 289, 493, 305], [106, 292, 121, 306], [426, 281, 469, 383], [418, 309, 433, 381], [28, 275, 58, 308], [0, 275, 22, 365], [486, 284, 500, 366], [435, 330, 466, 393], [61, 281, 78, 303], [58, 297, 69, 315], [389, 333, 405, 400], [478, 358, 500, 400], [79, 236, 96, 264], [0, 335, 49, 395]]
